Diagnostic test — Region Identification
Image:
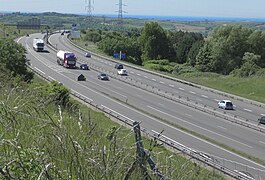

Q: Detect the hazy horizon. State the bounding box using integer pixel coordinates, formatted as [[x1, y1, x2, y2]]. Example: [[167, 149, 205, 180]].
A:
[[0, 0, 264, 19]]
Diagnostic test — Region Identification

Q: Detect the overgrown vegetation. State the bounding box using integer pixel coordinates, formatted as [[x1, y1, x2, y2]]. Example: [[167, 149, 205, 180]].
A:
[[0, 38, 224, 178]]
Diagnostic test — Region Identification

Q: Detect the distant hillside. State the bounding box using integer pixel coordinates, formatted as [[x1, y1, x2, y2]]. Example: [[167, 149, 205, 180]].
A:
[[1, 12, 264, 33]]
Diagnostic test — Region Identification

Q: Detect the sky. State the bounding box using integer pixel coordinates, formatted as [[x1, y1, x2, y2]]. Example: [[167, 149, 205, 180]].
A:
[[0, 0, 265, 18]]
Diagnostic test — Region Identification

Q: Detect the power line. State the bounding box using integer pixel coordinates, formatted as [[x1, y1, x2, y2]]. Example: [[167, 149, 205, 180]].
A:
[[116, 0, 127, 26], [85, 0, 94, 26]]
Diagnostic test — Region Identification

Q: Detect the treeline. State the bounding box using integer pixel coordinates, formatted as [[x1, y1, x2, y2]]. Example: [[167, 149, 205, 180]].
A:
[[82, 22, 265, 77], [82, 22, 203, 68]]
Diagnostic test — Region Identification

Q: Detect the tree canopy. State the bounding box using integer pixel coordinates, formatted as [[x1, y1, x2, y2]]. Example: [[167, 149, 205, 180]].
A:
[[196, 25, 265, 75], [0, 39, 33, 82], [140, 22, 170, 61]]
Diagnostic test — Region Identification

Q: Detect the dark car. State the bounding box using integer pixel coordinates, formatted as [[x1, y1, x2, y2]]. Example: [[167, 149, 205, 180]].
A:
[[85, 52, 91, 58], [26, 34, 29, 37], [98, 73, 109, 80], [77, 74, 86, 81], [80, 64, 89, 70], [258, 116, 265, 125], [115, 63, 123, 69], [61, 32, 64, 35]]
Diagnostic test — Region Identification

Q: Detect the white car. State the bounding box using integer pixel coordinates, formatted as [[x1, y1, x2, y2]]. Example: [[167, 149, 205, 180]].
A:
[[218, 100, 234, 110], [117, 69, 128, 76]]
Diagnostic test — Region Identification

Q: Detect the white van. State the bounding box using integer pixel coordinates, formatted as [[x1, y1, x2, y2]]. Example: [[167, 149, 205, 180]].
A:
[[117, 69, 128, 76]]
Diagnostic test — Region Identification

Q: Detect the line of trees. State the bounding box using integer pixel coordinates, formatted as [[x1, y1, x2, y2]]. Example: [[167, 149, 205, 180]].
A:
[[196, 25, 265, 76], [82, 22, 265, 77]]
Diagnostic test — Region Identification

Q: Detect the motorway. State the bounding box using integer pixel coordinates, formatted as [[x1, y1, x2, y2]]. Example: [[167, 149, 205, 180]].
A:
[[18, 33, 265, 179], [52, 33, 265, 125]]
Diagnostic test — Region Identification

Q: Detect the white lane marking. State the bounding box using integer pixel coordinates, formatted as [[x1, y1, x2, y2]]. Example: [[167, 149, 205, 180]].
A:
[[136, 94, 142, 98], [144, 76, 148, 79], [214, 99, 220, 102], [116, 86, 123, 90], [160, 81, 165, 84], [169, 84, 174, 87], [147, 105, 252, 148], [259, 141, 265, 145], [137, 73, 141, 76], [179, 88, 184, 91], [243, 108, 252, 112], [48, 76, 56, 81], [152, 79, 156, 81], [89, 80, 128, 99], [185, 113, 192, 117], [218, 126, 227, 130], [101, 105, 134, 123], [16, 36, 23, 43], [131, 71, 135, 74], [189, 91, 196, 94], [201, 95, 208, 98], [34, 67, 45, 74], [71, 89, 93, 102], [158, 103, 165, 107]]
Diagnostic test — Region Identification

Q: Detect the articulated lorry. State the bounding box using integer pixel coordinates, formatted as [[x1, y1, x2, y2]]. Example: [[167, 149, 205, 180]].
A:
[[33, 38, 44, 52], [56, 50, 76, 68]]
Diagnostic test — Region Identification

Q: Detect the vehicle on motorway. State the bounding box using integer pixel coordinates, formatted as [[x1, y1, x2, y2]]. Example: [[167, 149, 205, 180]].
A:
[[218, 100, 234, 110], [33, 38, 45, 52], [61, 32, 64, 35], [98, 73, 109, 80], [117, 69, 128, 76], [77, 74, 86, 81], [258, 116, 265, 125], [115, 63, 123, 69], [80, 64, 89, 70], [56, 50, 76, 69], [26, 34, 29, 37], [85, 52, 91, 58]]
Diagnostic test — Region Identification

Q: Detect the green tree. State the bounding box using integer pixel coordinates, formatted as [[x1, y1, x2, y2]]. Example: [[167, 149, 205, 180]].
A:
[[0, 39, 33, 82], [196, 25, 254, 74], [247, 30, 265, 67], [140, 22, 169, 61], [168, 31, 204, 64], [195, 42, 214, 72], [232, 52, 261, 77]]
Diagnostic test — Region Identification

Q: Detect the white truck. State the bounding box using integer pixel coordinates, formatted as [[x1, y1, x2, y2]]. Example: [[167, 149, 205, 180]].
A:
[[33, 38, 44, 52], [56, 50, 76, 68]]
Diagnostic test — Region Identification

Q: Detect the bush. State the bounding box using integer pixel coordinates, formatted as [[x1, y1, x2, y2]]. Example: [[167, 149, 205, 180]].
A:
[[231, 61, 260, 77], [172, 63, 197, 75], [47, 81, 70, 108], [143, 60, 174, 73]]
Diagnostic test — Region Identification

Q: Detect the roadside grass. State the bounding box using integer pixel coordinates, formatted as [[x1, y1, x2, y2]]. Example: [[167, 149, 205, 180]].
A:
[[0, 75, 225, 179], [0, 23, 42, 39], [179, 72, 265, 104]]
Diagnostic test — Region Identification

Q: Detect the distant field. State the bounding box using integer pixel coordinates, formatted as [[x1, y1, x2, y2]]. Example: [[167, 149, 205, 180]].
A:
[[174, 23, 206, 32]]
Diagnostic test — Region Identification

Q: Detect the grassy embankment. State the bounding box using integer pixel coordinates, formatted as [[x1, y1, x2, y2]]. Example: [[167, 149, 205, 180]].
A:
[[179, 72, 265, 104]]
